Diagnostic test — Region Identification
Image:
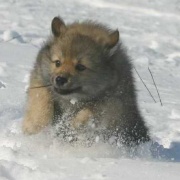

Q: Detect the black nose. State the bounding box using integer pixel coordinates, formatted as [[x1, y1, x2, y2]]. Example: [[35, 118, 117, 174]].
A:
[[55, 76, 68, 86]]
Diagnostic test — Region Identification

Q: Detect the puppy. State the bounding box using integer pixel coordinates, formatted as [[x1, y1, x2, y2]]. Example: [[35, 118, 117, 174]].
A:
[[22, 16, 150, 146]]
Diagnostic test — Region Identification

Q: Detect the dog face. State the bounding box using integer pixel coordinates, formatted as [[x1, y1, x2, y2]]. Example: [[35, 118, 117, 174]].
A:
[[45, 17, 119, 101]]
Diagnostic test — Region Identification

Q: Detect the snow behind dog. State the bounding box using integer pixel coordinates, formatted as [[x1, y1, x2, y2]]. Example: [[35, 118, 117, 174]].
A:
[[0, 0, 180, 179]]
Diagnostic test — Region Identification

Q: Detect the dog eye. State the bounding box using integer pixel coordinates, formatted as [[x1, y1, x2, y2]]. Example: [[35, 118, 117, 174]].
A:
[[76, 64, 86, 71], [55, 60, 61, 67]]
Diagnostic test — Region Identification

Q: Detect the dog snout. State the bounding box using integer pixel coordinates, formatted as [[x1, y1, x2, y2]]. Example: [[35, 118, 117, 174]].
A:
[[55, 76, 68, 86]]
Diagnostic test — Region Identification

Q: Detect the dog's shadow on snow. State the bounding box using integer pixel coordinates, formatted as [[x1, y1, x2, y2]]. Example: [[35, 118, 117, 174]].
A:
[[150, 141, 180, 162]]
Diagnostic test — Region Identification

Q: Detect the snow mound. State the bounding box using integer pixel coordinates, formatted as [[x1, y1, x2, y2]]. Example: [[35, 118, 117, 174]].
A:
[[2, 30, 25, 43]]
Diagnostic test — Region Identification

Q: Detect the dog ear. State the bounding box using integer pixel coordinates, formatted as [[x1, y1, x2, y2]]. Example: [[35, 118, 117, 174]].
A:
[[51, 16, 66, 37], [107, 30, 119, 48]]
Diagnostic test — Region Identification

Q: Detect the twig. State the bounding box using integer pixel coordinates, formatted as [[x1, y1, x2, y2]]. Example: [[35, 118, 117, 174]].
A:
[[30, 84, 52, 89], [133, 66, 156, 103], [148, 67, 163, 106]]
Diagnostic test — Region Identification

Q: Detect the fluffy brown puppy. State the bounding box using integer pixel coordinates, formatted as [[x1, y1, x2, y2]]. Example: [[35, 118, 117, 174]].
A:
[[22, 16, 150, 146]]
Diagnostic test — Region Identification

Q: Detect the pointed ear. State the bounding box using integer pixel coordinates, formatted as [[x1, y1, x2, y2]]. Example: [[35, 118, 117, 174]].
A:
[[107, 30, 119, 48], [51, 16, 66, 37]]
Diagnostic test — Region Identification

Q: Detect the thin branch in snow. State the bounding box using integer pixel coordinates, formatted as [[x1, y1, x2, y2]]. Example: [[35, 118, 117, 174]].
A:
[[148, 67, 163, 106], [133, 66, 156, 103]]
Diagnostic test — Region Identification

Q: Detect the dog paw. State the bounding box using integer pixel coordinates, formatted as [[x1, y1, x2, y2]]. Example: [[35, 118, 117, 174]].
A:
[[22, 118, 42, 135], [72, 108, 93, 129]]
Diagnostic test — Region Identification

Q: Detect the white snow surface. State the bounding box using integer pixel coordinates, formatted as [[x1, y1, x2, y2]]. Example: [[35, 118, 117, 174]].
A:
[[0, 0, 180, 179]]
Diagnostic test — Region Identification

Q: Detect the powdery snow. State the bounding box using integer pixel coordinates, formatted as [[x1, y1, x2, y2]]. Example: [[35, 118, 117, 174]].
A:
[[0, 0, 180, 180]]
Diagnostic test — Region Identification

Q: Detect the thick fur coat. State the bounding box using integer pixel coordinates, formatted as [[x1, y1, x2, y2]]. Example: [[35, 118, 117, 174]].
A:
[[22, 17, 150, 146]]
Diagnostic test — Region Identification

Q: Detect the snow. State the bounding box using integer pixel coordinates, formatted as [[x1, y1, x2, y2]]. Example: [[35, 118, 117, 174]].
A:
[[70, 98, 78, 105], [0, 0, 180, 179], [2, 30, 25, 43]]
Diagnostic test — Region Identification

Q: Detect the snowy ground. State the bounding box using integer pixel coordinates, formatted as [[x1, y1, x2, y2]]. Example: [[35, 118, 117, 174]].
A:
[[0, 0, 180, 179]]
